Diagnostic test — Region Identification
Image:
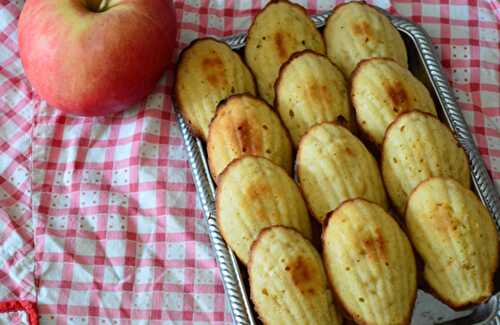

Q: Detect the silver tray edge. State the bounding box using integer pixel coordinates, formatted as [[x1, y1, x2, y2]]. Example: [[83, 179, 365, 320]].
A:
[[175, 9, 500, 325]]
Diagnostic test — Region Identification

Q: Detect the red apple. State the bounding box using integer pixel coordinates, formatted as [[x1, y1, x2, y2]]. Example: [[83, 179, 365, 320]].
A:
[[18, 0, 177, 116]]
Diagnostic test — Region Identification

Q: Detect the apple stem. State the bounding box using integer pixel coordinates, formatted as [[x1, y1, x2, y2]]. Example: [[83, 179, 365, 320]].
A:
[[86, 0, 108, 12]]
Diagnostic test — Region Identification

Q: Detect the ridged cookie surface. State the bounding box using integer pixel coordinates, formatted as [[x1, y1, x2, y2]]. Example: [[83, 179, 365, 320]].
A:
[[207, 94, 293, 180], [275, 50, 352, 146], [351, 58, 437, 144], [297, 122, 387, 222], [216, 156, 312, 264], [382, 111, 470, 213], [175, 38, 256, 140], [406, 177, 498, 308], [249, 226, 342, 325], [324, 2, 407, 77], [323, 199, 417, 325], [245, 0, 325, 104]]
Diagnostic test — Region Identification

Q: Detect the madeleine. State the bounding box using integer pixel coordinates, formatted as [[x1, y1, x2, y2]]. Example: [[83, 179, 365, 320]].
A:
[[216, 156, 311, 264], [382, 111, 470, 213], [249, 226, 341, 325], [297, 122, 387, 222], [324, 2, 407, 77], [351, 58, 437, 144], [207, 94, 293, 180], [323, 199, 417, 325], [245, 0, 325, 104], [175, 38, 256, 140], [406, 177, 498, 308], [275, 50, 352, 146]]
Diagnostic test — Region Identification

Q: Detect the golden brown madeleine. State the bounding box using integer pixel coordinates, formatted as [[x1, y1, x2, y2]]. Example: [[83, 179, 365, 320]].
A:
[[245, 0, 325, 104], [175, 38, 256, 140], [323, 199, 417, 325], [207, 94, 293, 180], [249, 226, 342, 325], [275, 50, 352, 146], [297, 122, 387, 222], [351, 58, 437, 144], [323, 2, 407, 77], [406, 177, 499, 309], [216, 156, 312, 264], [381, 111, 470, 213]]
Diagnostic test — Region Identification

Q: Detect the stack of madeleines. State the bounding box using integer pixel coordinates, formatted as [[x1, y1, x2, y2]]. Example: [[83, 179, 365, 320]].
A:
[[175, 1, 499, 324]]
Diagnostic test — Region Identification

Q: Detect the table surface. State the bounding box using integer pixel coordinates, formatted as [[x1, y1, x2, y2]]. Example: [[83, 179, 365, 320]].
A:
[[0, 0, 499, 324]]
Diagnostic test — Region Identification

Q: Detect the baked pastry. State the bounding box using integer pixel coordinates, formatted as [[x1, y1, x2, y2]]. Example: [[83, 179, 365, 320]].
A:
[[216, 156, 311, 264], [323, 198, 417, 325], [381, 111, 470, 213], [323, 2, 407, 77], [249, 226, 342, 325], [207, 94, 293, 180], [351, 57, 437, 144], [406, 177, 499, 308], [297, 122, 387, 222], [175, 38, 256, 140], [275, 50, 352, 146], [245, 0, 325, 104]]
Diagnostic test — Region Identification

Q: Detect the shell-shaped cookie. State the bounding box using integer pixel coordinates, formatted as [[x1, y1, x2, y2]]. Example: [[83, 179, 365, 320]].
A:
[[216, 156, 312, 264], [297, 122, 387, 222], [323, 2, 407, 77], [207, 94, 293, 180], [249, 226, 342, 325], [406, 177, 499, 308], [351, 58, 437, 144], [275, 50, 352, 146], [175, 38, 256, 140], [245, 0, 325, 104], [381, 111, 470, 213], [323, 199, 417, 325]]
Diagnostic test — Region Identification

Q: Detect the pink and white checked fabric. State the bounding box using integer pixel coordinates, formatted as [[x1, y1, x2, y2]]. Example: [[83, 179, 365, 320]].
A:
[[0, 0, 499, 324]]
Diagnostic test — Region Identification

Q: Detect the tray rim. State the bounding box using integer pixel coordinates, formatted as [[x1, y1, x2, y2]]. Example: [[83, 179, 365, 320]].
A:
[[175, 8, 500, 325]]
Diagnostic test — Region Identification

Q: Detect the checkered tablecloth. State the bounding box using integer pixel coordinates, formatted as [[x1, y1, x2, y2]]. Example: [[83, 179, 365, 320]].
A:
[[0, 0, 498, 324]]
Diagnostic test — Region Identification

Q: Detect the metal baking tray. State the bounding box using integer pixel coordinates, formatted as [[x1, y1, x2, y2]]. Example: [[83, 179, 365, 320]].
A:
[[175, 8, 500, 325]]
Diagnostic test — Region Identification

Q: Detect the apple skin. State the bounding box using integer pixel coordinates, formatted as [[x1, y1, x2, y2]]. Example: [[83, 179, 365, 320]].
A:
[[18, 0, 177, 116]]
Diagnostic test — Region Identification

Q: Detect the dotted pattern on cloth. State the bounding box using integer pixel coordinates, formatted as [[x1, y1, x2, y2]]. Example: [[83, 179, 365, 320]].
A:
[[0, 0, 499, 323]]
